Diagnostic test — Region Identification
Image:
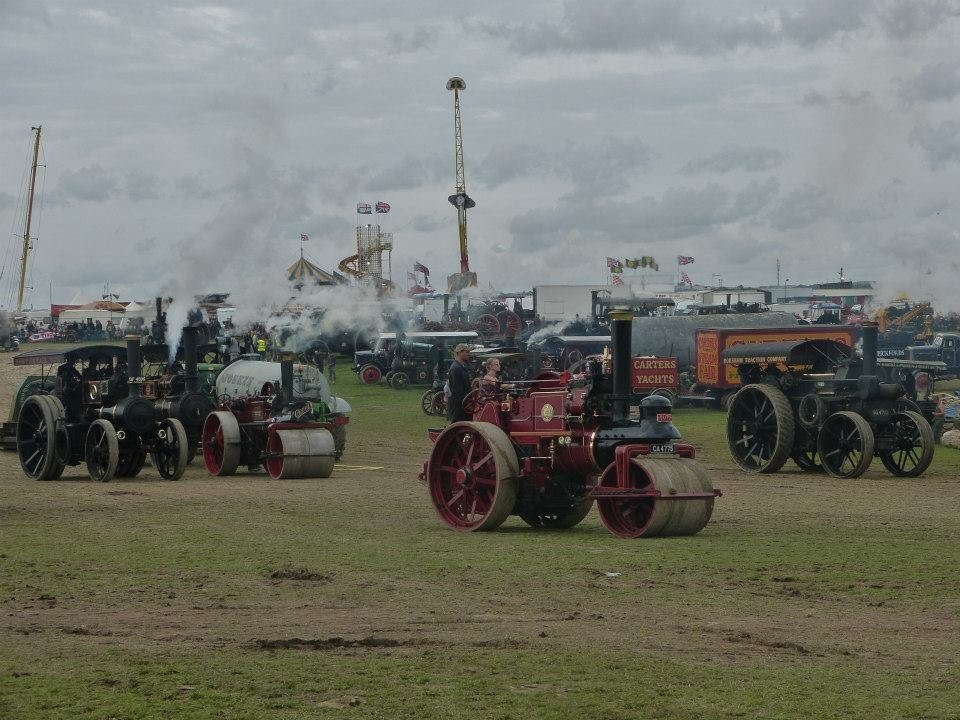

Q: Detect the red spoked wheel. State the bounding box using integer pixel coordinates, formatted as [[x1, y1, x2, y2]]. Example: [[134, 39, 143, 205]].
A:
[[426, 421, 519, 531], [497, 310, 522, 336], [359, 364, 382, 385], [461, 388, 482, 416], [202, 411, 241, 476], [476, 314, 500, 337]]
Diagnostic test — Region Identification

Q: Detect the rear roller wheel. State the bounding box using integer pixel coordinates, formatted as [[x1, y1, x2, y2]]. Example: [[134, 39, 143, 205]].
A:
[[817, 411, 874, 478], [878, 411, 934, 477], [519, 496, 594, 529], [152, 418, 189, 480], [17, 395, 66, 480], [726, 384, 795, 473], [85, 419, 119, 482], [202, 411, 241, 476], [426, 421, 518, 531]]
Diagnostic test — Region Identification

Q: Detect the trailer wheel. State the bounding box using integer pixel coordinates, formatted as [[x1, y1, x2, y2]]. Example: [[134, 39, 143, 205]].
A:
[[390, 372, 410, 390], [16, 395, 66, 481], [726, 384, 795, 473], [426, 421, 518, 531], [202, 411, 241, 476], [420, 389, 436, 415], [877, 411, 934, 477], [152, 418, 189, 480], [85, 419, 119, 482], [817, 411, 874, 478]]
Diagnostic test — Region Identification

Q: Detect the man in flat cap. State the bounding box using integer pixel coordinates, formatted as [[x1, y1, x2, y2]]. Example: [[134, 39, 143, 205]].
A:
[[446, 343, 473, 423]]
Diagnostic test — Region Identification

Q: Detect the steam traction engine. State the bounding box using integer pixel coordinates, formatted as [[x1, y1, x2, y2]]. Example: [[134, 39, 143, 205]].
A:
[[16, 336, 189, 482], [725, 322, 937, 478], [419, 310, 720, 537], [201, 356, 350, 479]]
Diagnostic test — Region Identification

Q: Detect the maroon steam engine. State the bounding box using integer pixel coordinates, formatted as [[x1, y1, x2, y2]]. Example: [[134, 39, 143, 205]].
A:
[[419, 309, 720, 538]]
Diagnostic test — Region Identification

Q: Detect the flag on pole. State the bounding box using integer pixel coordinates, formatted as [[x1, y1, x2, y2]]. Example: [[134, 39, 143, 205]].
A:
[[678, 255, 695, 265], [681, 271, 693, 286], [375, 201, 390, 213], [300, 233, 309, 242], [414, 261, 430, 275], [606, 257, 621, 269], [357, 202, 372, 214], [612, 274, 625, 286]]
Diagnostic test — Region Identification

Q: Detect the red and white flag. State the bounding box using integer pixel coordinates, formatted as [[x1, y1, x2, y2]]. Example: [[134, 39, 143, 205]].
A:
[[357, 202, 372, 214], [677, 255, 695, 265], [680, 271, 693, 286], [611, 274, 625, 286], [375, 201, 390, 213], [300, 233, 309, 242], [414, 261, 429, 275]]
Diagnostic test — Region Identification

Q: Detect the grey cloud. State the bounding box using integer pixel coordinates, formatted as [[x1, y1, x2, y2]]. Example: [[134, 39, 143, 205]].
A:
[[878, 0, 960, 40], [473, 142, 547, 189], [0, 192, 14, 212], [915, 198, 950, 217], [910, 121, 960, 170], [733, 177, 781, 216], [682, 146, 784, 174], [801, 90, 830, 106], [553, 136, 653, 196], [386, 25, 440, 54], [409, 214, 447, 233], [897, 62, 960, 104], [778, 0, 868, 47], [800, 89, 872, 107], [769, 184, 837, 230], [175, 174, 218, 200], [366, 152, 447, 192], [124, 171, 161, 201], [55, 164, 119, 202]]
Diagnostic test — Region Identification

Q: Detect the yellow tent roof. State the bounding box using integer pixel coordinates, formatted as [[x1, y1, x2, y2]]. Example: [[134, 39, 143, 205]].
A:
[[287, 256, 341, 286]]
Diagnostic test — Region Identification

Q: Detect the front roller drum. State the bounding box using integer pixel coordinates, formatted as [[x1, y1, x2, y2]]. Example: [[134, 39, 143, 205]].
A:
[[265, 427, 335, 479], [594, 456, 717, 538]]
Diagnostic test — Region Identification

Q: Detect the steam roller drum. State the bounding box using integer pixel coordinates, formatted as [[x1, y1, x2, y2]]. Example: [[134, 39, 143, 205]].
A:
[[596, 456, 715, 538], [265, 427, 335, 479]]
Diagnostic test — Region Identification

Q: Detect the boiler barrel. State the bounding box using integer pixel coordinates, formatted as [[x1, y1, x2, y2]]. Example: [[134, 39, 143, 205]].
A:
[[631, 311, 800, 367]]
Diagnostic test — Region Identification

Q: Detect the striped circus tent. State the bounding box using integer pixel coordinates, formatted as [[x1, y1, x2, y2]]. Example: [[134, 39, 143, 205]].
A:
[[287, 256, 344, 286]]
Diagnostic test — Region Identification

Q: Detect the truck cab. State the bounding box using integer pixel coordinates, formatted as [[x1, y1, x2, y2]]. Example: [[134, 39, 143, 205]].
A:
[[905, 333, 960, 376]]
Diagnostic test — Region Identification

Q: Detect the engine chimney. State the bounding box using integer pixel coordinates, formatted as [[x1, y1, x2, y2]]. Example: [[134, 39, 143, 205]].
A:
[[280, 357, 294, 406], [125, 334, 142, 397], [861, 321, 878, 377], [181, 325, 200, 393], [609, 307, 633, 422]]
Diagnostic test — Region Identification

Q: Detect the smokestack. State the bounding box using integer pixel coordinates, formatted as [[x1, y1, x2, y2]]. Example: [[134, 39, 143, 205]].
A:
[[861, 321, 878, 377], [280, 357, 294, 406], [609, 307, 632, 422], [125, 334, 142, 397], [182, 325, 200, 393]]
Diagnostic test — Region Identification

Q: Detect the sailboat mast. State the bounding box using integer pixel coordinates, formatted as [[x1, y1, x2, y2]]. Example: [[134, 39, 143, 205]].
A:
[[18, 125, 42, 313]]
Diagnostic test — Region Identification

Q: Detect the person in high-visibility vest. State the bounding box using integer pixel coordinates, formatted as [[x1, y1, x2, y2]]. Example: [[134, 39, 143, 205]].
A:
[[256, 336, 267, 358]]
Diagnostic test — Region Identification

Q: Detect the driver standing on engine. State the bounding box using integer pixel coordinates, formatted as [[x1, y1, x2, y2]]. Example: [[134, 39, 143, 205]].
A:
[[446, 344, 472, 423]]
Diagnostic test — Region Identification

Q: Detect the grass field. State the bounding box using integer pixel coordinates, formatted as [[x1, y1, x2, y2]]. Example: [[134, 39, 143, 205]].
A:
[[2, 360, 960, 719]]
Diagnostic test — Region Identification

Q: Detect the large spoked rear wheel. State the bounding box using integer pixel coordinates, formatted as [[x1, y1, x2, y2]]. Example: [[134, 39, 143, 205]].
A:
[[85, 419, 119, 482], [726, 384, 795, 472], [426, 421, 519, 531], [17, 395, 67, 480], [817, 411, 874, 478], [878, 411, 934, 477], [203, 411, 242, 476], [152, 418, 189, 480]]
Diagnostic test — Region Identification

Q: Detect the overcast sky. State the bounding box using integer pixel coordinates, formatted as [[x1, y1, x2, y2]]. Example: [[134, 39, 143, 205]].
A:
[[2, 0, 960, 313]]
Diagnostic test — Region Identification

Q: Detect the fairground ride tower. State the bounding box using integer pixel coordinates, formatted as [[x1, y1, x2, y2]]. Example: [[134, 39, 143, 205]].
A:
[[338, 222, 393, 294]]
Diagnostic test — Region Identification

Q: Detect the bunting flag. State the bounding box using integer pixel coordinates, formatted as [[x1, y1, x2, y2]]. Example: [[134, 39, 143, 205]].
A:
[[610, 264, 623, 274], [300, 233, 309, 242], [414, 261, 430, 275], [678, 255, 695, 265], [357, 202, 372, 214], [680, 271, 693, 286], [375, 201, 390, 213], [611, 274, 625, 286], [606, 257, 621, 269], [624, 256, 659, 271]]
